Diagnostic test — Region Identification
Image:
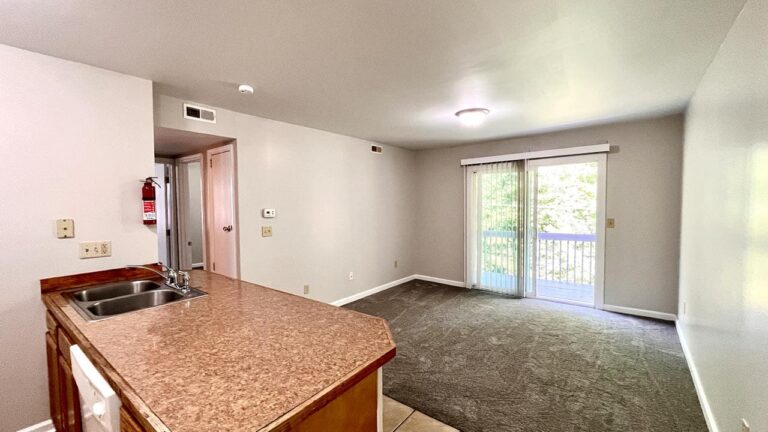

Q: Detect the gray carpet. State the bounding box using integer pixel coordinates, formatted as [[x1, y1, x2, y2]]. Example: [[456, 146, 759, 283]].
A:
[[345, 279, 706, 432]]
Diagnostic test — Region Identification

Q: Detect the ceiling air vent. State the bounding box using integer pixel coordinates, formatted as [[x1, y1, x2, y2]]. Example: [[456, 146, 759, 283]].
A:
[[183, 103, 216, 124], [371, 145, 383, 154]]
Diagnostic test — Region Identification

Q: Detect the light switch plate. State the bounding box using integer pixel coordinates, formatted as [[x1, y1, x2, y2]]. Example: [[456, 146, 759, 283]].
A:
[[79, 241, 112, 259], [56, 219, 75, 238], [262, 208, 276, 218], [261, 226, 273, 237], [606, 218, 616, 229]]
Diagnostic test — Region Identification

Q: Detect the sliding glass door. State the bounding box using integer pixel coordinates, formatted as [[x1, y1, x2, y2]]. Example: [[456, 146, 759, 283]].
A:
[[465, 153, 606, 307], [526, 154, 605, 306]]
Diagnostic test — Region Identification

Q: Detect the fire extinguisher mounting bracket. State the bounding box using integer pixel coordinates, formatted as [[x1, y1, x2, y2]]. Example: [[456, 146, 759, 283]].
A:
[[141, 177, 162, 188]]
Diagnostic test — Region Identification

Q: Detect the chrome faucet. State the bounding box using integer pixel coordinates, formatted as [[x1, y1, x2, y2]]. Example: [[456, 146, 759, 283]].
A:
[[126, 263, 191, 293]]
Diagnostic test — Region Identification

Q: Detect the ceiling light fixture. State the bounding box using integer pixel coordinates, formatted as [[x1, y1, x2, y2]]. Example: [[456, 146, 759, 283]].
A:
[[455, 107, 490, 127], [238, 84, 254, 95]]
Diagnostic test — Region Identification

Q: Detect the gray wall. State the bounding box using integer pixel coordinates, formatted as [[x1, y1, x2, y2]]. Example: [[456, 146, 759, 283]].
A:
[[0, 44, 156, 431], [415, 115, 684, 314], [678, 0, 768, 430], [155, 95, 419, 304]]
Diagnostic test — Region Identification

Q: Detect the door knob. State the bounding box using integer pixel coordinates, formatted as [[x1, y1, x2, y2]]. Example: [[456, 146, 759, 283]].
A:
[[223, 225, 233, 232]]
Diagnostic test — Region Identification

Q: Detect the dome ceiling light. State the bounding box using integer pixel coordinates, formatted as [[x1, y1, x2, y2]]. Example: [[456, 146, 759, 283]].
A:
[[455, 108, 490, 127]]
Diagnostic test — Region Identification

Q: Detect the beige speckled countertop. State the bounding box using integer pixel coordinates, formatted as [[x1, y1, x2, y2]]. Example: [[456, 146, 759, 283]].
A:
[[44, 270, 396, 431]]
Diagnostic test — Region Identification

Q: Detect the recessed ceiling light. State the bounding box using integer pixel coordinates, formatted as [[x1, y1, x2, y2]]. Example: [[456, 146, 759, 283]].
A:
[[455, 108, 490, 127], [238, 84, 254, 95]]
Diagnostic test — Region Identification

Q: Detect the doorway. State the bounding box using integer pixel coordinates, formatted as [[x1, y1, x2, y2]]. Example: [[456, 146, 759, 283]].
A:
[[154, 159, 176, 268], [526, 154, 606, 306], [206, 144, 238, 279], [176, 155, 205, 270], [465, 153, 606, 307], [153, 127, 238, 276]]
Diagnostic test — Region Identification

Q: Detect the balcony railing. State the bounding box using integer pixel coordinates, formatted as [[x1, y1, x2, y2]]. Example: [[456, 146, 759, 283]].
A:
[[536, 232, 596, 286], [480, 230, 596, 302]]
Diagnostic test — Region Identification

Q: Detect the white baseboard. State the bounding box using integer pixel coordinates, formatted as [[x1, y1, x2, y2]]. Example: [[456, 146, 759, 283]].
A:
[[330, 274, 467, 306], [602, 304, 677, 321], [412, 274, 466, 288], [17, 419, 54, 432], [330, 275, 416, 306], [676, 322, 717, 432]]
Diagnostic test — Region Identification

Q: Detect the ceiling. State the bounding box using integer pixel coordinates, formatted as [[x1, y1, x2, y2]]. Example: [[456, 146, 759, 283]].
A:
[[154, 127, 233, 157], [0, 1, 745, 149]]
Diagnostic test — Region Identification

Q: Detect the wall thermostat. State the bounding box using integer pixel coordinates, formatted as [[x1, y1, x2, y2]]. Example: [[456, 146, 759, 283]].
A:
[[262, 208, 276, 218]]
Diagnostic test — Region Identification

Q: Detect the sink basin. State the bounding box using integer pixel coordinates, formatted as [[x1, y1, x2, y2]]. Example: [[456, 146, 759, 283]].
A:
[[65, 281, 206, 321], [87, 289, 185, 317], [73, 280, 162, 301]]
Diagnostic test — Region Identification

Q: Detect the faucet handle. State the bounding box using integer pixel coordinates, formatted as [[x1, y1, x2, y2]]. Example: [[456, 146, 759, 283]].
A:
[[177, 271, 190, 292]]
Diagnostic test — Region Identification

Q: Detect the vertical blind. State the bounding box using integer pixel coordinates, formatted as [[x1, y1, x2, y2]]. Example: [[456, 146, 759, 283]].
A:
[[465, 161, 523, 296]]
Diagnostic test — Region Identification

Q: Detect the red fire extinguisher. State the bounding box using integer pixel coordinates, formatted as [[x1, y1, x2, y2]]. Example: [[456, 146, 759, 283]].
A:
[[141, 177, 161, 225]]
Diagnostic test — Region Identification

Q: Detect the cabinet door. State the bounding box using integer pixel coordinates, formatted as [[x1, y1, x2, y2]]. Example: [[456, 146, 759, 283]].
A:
[[45, 333, 63, 431], [58, 355, 82, 432]]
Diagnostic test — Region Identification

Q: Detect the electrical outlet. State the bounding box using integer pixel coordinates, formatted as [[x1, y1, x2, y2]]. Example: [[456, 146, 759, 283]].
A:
[[56, 219, 75, 238], [303, 284, 310, 295], [348, 271, 354, 281], [741, 419, 750, 432], [261, 226, 273, 237], [79, 241, 112, 259], [394, 260, 398, 268]]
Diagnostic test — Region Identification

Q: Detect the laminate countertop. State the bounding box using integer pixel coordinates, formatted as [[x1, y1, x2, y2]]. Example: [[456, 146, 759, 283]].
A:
[[43, 270, 396, 431]]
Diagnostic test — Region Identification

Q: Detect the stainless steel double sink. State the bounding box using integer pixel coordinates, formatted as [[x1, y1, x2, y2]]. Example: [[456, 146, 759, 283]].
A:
[[65, 280, 207, 321]]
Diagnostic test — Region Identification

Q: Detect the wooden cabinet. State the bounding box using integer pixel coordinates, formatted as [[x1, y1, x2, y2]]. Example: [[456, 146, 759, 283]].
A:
[[45, 311, 145, 432]]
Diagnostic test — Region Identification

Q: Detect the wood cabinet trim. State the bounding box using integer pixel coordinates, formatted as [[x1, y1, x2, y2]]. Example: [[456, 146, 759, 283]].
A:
[[57, 327, 74, 365], [46, 310, 57, 333], [46, 333, 63, 432], [120, 407, 144, 432]]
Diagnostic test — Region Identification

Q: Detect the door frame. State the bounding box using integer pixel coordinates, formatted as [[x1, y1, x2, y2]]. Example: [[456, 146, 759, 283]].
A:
[[176, 153, 207, 270], [205, 142, 240, 279], [524, 153, 607, 309], [154, 158, 178, 269]]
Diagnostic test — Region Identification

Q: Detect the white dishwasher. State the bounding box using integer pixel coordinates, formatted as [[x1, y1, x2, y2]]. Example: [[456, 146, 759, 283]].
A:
[[70, 345, 122, 432]]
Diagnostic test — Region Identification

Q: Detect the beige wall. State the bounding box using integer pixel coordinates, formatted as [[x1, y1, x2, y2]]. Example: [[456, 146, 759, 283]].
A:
[[0, 45, 156, 430], [414, 115, 684, 314], [678, 0, 768, 430], [155, 95, 418, 304]]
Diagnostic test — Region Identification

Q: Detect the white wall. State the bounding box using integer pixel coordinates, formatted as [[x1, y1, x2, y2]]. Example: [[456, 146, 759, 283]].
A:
[[155, 95, 418, 303], [678, 0, 768, 430], [0, 45, 156, 430], [414, 116, 685, 314]]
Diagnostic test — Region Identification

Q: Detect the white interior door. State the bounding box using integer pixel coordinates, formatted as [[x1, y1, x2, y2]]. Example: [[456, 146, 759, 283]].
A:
[[525, 154, 606, 307], [207, 146, 238, 278]]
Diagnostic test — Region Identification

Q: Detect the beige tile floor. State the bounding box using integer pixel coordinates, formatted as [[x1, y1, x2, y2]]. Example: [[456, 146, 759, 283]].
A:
[[384, 396, 459, 432]]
